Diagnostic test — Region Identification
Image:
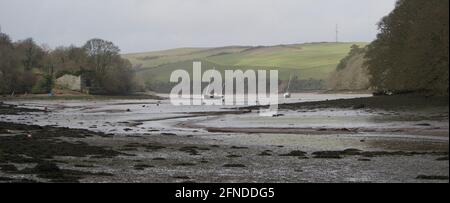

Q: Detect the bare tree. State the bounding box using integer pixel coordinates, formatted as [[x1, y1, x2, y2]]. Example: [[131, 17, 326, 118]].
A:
[[83, 38, 120, 75]]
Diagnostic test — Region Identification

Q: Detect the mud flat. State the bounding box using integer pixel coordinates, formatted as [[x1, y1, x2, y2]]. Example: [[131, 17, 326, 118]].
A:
[[243, 94, 449, 111], [0, 95, 449, 183]]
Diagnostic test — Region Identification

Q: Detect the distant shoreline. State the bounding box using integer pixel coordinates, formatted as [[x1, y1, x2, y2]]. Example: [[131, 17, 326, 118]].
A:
[[240, 94, 449, 111], [0, 93, 165, 101]]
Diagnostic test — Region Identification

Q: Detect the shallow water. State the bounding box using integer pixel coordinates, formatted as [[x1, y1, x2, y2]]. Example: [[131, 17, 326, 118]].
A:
[[3, 93, 372, 134], [2, 93, 448, 150]]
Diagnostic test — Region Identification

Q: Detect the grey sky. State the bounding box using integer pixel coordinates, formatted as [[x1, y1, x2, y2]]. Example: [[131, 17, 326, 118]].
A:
[[0, 0, 397, 53]]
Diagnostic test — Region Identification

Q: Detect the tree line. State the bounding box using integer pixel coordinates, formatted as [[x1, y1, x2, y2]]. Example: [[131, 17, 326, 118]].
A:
[[330, 0, 448, 96], [0, 32, 135, 95]]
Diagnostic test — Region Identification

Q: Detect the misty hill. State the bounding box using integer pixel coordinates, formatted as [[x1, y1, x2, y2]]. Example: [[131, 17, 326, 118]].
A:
[[123, 42, 367, 92]]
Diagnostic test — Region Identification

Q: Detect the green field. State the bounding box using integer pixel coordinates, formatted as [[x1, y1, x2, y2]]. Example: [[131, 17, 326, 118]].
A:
[[123, 42, 368, 87]]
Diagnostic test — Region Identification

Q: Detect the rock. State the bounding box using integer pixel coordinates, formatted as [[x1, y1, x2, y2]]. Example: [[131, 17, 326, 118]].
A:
[[144, 145, 166, 151], [415, 123, 432, 126], [179, 146, 201, 156], [416, 175, 449, 180], [0, 164, 18, 172], [120, 147, 138, 152], [223, 164, 246, 168], [173, 163, 196, 166], [226, 154, 242, 158], [272, 114, 285, 117], [134, 164, 154, 170], [353, 104, 366, 109], [173, 176, 190, 180], [0, 176, 37, 183], [258, 151, 273, 156], [312, 151, 343, 159], [231, 146, 249, 149], [162, 133, 177, 136], [314, 154, 342, 159], [312, 149, 363, 159], [74, 164, 95, 168], [343, 148, 363, 154], [34, 162, 61, 173], [436, 157, 449, 161], [280, 150, 307, 157]]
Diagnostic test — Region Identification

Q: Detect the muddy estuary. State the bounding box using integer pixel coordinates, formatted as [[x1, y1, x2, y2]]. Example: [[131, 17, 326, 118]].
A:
[[0, 93, 448, 183]]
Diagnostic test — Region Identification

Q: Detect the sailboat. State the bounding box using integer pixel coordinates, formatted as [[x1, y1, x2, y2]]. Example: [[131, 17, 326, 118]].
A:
[[204, 83, 225, 99], [203, 65, 224, 100], [203, 62, 213, 99], [284, 76, 292, 98]]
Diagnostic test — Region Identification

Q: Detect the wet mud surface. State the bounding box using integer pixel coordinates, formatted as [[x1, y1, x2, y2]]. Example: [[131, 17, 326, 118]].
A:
[[0, 95, 448, 183]]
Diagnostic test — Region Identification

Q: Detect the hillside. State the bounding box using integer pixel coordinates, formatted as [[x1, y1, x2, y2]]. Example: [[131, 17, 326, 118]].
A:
[[123, 42, 368, 92], [328, 45, 370, 91]]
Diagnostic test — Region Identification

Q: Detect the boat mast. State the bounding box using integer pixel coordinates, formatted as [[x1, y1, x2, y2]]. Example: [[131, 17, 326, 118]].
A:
[[286, 76, 292, 93]]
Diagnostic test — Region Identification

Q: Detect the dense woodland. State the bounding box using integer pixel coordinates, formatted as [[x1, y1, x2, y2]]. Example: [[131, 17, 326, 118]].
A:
[[0, 33, 135, 95], [332, 0, 449, 96]]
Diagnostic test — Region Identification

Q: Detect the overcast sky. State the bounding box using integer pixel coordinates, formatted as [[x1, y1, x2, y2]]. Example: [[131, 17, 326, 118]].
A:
[[0, 0, 397, 53]]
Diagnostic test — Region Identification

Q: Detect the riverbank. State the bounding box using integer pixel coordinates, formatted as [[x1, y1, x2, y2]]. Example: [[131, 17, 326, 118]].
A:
[[242, 95, 449, 111]]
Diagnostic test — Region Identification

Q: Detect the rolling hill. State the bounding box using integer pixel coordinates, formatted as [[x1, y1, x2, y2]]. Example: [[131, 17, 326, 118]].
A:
[[122, 42, 368, 92]]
